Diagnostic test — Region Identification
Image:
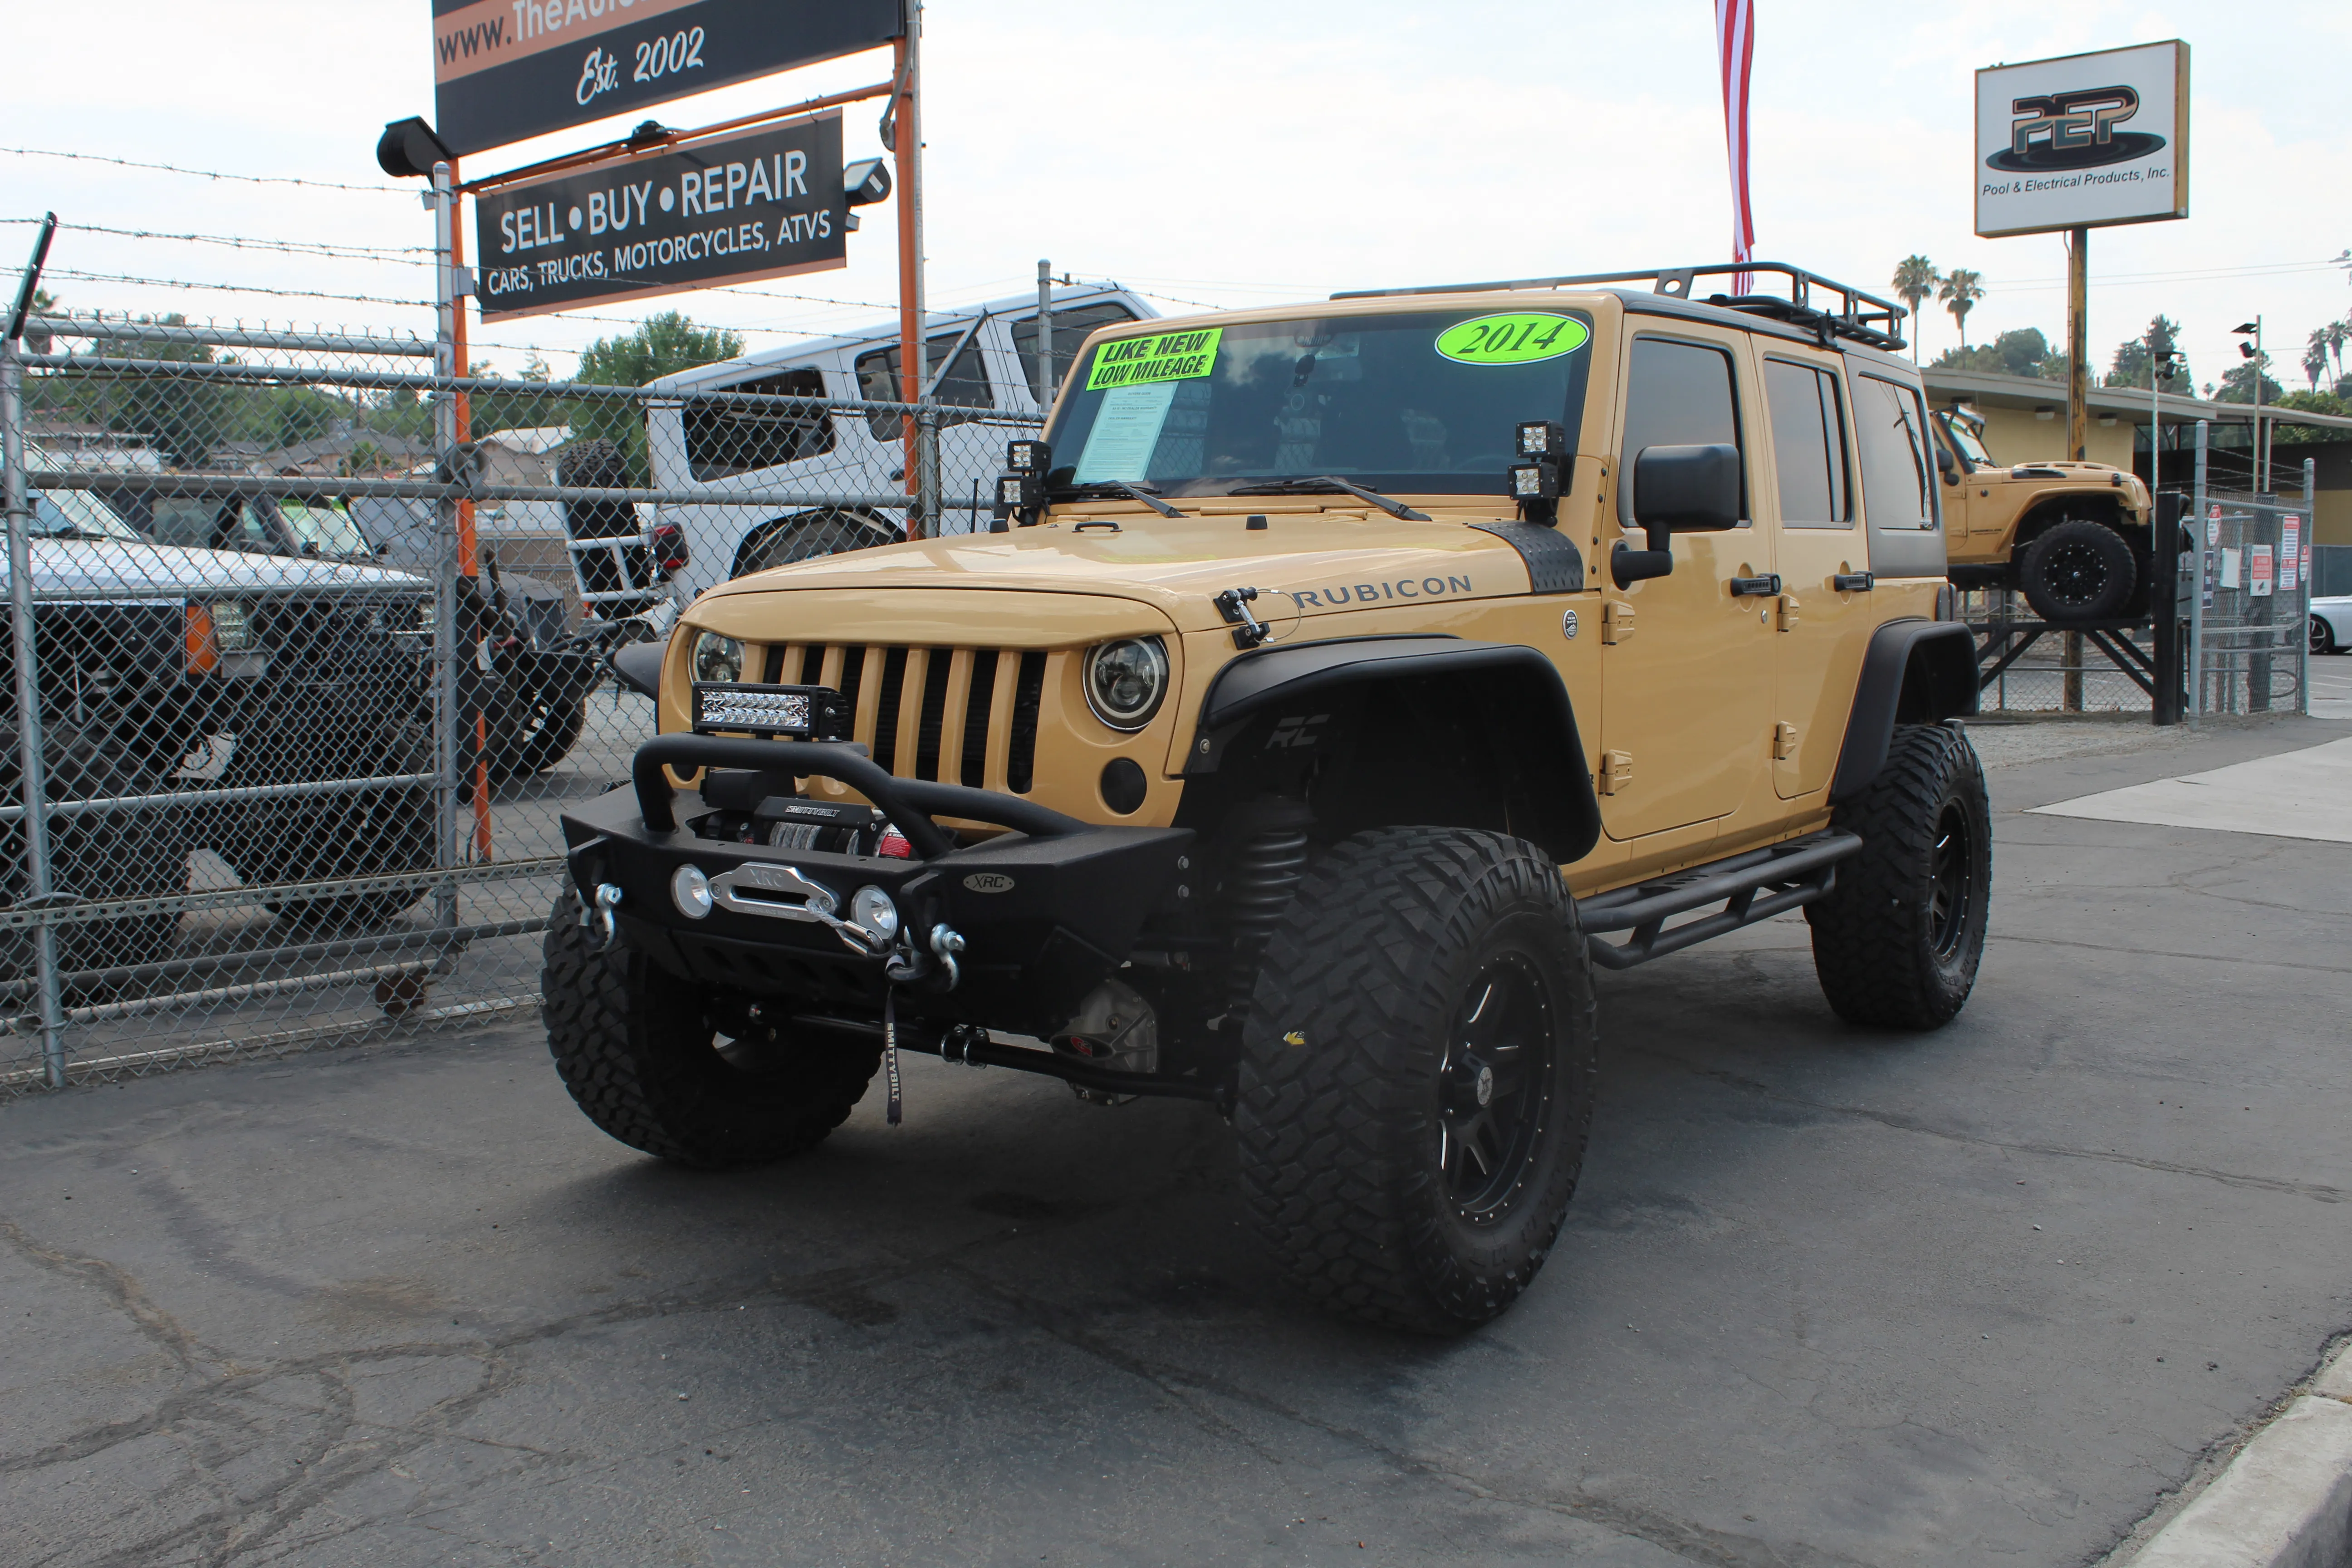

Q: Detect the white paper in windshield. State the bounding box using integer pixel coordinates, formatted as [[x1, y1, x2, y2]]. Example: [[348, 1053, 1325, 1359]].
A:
[[1073, 381, 1177, 483]]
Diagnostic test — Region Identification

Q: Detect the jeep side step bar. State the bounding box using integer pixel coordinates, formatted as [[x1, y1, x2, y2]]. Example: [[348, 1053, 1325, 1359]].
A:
[[1578, 828, 1862, 971]]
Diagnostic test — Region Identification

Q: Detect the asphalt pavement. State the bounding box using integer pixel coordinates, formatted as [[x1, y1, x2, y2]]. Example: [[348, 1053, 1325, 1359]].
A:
[[5, 715, 2350, 1568]]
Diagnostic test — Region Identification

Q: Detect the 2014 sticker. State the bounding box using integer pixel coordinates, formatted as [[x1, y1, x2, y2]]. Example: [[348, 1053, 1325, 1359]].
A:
[[1436, 313, 1590, 366]]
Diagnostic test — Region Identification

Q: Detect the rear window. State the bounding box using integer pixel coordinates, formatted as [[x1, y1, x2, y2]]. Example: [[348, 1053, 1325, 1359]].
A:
[[684, 368, 835, 480], [1853, 373, 1934, 531], [1764, 359, 1851, 527]]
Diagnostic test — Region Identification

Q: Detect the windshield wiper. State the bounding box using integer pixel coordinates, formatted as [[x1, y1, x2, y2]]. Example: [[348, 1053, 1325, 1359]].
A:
[[1226, 476, 1430, 521], [1047, 479, 1183, 519]]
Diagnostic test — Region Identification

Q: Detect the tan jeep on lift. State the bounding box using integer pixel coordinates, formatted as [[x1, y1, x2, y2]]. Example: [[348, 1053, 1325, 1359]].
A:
[[545, 262, 1986, 1333], [1931, 403, 2154, 623]]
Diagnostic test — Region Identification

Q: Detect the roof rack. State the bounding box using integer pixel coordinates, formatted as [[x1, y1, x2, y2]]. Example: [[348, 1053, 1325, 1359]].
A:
[[1332, 262, 1909, 354]]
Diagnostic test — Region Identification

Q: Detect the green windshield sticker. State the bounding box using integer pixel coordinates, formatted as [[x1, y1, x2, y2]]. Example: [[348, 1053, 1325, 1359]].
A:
[[1085, 327, 1224, 391], [1435, 313, 1590, 366]]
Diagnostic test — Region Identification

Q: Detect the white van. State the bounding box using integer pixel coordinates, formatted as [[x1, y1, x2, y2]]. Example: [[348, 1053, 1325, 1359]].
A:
[[590, 283, 1155, 614]]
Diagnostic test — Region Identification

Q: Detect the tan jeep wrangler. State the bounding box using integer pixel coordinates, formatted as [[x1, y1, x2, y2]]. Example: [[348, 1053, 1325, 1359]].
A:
[[545, 262, 1987, 1333], [1932, 403, 2154, 623]]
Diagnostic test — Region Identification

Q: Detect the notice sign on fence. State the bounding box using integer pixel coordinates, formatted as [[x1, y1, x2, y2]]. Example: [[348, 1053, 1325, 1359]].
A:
[[2249, 544, 2274, 598], [2281, 516, 2302, 590], [475, 114, 845, 321], [432, 0, 901, 159]]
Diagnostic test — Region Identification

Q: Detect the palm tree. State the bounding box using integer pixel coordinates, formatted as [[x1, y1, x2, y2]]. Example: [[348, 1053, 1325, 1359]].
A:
[[1890, 255, 1940, 362], [1938, 269, 1985, 350], [2306, 330, 2331, 392], [2328, 319, 2348, 389]]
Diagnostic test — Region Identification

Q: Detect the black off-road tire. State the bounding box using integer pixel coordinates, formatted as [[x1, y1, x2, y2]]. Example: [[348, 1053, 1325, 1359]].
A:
[[1234, 828, 1598, 1334], [2019, 517, 2137, 623], [1807, 724, 1991, 1029], [540, 887, 882, 1169]]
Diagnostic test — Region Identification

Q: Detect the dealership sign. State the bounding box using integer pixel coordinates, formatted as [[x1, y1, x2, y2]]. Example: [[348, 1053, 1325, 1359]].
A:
[[432, 0, 901, 159], [1975, 41, 2190, 238], [474, 113, 845, 321]]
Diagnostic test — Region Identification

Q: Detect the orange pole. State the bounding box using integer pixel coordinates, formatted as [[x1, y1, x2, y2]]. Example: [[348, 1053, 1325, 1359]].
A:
[[892, 28, 923, 538], [446, 159, 495, 863]]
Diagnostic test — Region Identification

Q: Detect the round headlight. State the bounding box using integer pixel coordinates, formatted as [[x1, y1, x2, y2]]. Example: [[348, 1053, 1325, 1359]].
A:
[[671, 864, 712, 919], [1083, 636, 1169, 731], [691, 631, 744, 684]]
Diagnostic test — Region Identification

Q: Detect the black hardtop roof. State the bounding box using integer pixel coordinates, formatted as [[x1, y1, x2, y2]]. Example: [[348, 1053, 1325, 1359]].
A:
[[1333, 262, 1909, 356]]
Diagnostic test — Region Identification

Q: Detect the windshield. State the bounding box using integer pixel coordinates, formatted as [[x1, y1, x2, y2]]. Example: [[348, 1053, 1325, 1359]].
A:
[[275, 499, 370, 557], [1937, 411, 1995, 469], [27, 490, 144, 541], [1043, 308, 1594, 498]]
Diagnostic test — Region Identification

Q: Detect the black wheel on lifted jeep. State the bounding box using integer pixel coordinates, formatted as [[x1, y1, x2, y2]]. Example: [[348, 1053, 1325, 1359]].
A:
[[1807, 723, 1990, 1029], [2019, 517, 2137, 623], [540, 886, 883, 1168], [1234, 828, 1597, 1334]]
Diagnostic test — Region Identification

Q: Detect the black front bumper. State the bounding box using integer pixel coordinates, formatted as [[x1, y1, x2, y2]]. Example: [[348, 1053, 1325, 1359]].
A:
[[560, 735, 1192, 1033]]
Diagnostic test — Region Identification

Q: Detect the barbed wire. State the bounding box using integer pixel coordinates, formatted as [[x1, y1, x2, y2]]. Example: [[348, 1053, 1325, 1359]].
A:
[[0, 217, 435, 264], [3, 146, 404, 194]]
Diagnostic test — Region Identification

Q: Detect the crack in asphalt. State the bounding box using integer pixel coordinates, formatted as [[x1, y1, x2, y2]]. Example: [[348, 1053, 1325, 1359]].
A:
[[939, 1258, 1878, 1568], [1638, 1049, 2344, 1203]]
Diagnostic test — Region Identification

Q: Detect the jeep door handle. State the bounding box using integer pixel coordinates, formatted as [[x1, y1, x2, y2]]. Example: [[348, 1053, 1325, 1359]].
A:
[[1832, 572, 1875, 592], [1729, 574, 1782, 597]]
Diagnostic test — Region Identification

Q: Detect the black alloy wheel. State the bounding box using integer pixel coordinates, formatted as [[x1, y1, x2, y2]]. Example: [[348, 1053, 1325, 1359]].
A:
[[1926, 798, 1978, 963], [1438, 955, 1557, 1222], [2019, 518, 2137, 622], [2313, 615, 2337, 657]]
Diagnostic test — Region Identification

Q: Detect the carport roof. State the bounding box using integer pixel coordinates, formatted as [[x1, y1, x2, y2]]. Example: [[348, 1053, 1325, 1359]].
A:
[[1923, 367, 2352, 433]]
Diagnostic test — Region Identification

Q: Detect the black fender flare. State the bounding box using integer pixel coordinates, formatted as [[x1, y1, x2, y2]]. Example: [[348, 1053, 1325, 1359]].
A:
[[609, 637, 666, 700], [1189, 634, 1602, 863], [1831, 619, 1979, 801]]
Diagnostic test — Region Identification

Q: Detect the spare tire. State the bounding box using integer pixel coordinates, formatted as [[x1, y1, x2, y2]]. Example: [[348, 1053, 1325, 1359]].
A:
[[2019, 518, 2137, 623]]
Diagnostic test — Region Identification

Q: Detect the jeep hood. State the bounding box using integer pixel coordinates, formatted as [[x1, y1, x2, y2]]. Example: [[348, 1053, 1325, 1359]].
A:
[[696, 508, 1544, 635]]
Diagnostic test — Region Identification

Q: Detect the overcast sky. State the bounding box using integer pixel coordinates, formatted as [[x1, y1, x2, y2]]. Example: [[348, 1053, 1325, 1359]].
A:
[[6, 0, 2347, 391]]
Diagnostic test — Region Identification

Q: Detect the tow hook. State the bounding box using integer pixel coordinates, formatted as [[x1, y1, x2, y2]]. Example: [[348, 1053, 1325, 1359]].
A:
[[591, 882, 623, 951], [930, 923, 966, 990], [882, 921, 967, 990]]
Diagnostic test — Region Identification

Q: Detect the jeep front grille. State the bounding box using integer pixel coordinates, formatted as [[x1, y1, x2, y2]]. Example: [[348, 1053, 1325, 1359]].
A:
[[759, 643, 1054, 794]]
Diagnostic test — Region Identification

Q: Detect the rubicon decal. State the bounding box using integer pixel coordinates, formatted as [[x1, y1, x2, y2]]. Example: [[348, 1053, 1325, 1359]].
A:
[[1287, 575, 1474, 609]]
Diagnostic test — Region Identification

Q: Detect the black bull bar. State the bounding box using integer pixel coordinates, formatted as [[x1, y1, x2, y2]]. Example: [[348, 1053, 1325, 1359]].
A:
[[561, 735, 1194, 1032]]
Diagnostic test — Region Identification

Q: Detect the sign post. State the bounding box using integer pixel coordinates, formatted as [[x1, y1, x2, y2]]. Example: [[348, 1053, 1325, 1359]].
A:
[[1976, 42, 2190, 467]]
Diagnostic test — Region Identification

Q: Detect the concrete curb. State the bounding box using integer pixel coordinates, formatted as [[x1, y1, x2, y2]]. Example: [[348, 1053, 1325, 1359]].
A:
[[2127, 1343, 2352, 1568]]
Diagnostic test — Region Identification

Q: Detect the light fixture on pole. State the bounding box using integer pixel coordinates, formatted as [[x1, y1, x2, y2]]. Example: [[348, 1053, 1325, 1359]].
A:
[[2150, 348, 2185, 493], [2234, 318, 2265, 492]]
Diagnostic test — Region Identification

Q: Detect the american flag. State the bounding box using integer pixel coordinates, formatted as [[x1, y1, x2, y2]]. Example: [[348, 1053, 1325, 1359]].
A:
[[1715, 0, 1756, 293]]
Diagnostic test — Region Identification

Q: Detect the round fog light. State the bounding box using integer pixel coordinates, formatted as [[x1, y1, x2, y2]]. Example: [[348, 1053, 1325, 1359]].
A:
[[851, 885, 899, 942], [671, 864, 713, 919]]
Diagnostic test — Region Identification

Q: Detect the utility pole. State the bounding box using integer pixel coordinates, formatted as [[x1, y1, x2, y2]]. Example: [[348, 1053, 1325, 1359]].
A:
[[1035, 259, 1055, 407], [2234, 316, 2266, 493], [2066, 226, 2090, 463], [891, 3, 927, 537]]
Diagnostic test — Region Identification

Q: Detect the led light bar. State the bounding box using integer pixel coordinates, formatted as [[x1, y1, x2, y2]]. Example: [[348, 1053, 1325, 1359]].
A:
[[691, 683, 851, 740]]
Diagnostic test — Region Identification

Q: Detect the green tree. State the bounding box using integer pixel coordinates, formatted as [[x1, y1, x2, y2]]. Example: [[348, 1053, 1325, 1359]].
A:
[[1931, 327, 2065, 382], [1938, 268, 1985, 349], [1890, 255, 1940, 363], [2106, 316, 2190, 392], [2215, 354, 2283, 405], [107, 314, 223, 468], [576, 312, 744, 388]]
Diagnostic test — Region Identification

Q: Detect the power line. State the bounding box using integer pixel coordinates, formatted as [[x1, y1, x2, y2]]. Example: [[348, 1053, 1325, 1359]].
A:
[[2, 146, 404, 194]]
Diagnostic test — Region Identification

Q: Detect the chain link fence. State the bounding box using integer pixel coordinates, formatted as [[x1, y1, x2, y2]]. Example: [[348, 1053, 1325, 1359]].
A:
[[2184, 487, 2311, 718], [0, 311, 1039, 1092]]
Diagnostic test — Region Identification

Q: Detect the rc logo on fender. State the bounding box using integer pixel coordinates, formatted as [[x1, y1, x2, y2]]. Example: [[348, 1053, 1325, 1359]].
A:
[[962, 873, 1016, 894]]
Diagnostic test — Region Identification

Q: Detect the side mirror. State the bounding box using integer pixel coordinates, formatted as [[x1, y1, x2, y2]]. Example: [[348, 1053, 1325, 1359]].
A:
[[1936, 446, 1960, 484], [1615, 443, 1738, 587]]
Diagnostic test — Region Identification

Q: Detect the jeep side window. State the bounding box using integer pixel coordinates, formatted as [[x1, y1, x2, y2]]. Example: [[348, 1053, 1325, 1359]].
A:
[[1010, 301, 1138, 402], [1618, 337, 1743, 525], [1764, 358, 1850, 527], [856, 329, 994, 441], [1852, 373, 1934, 530], [684, 367, 836, 480]]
